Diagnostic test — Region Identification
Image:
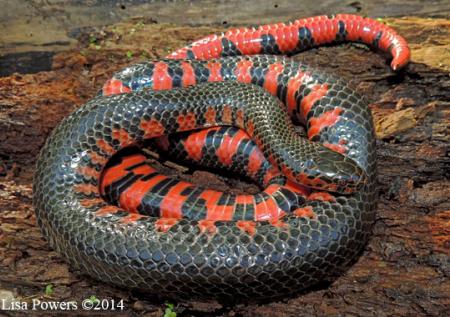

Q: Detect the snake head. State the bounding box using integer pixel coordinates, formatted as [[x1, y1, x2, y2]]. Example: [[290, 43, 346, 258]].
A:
[[284, 148, 368, 194], [307, 149, 368, 194]]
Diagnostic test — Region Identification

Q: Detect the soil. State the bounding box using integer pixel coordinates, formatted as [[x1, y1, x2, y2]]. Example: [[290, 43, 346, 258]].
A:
[[0, 15, 449, 317]]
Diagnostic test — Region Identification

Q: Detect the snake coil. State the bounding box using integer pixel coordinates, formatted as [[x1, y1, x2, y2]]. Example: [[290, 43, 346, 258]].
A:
[[33, 14, 409, 301]]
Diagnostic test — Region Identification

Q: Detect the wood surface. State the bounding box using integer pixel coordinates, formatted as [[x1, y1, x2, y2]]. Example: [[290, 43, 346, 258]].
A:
[[0, 15, 448, 317]]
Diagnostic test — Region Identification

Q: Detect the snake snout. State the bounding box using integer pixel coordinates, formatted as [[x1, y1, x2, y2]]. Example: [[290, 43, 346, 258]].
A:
[[334, 158, 368, 192], [313, 151, 367, 194]]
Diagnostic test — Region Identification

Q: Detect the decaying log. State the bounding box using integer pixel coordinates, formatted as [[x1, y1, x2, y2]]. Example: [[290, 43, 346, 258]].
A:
[[0, 16, 448, 316]]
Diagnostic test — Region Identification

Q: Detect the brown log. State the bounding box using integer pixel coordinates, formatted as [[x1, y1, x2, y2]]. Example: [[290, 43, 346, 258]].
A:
[[0, 16, 448, 316]]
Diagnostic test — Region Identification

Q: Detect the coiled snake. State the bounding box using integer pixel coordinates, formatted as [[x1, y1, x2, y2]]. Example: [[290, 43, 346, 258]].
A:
[[33, 14, 410, 301]]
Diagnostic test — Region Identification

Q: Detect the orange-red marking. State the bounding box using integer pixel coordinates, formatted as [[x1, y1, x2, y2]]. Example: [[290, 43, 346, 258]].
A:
[[120, 213, 144, 223], [263, 184, 283, 196], [308, 191, 336, 202], [269, 218, 288, 229], [152, 61, 173, 90], [100, 154, 150, 192], [77, 166, 100, 180], [102, 78, 132, 96], [204, 192, 234, 221], [95, 205, 121, 217], [235, 195, 254, 206], [236, 220, 257, 235], [307, 174, 331, 190], [272, 24, 299, 52], [196, 190, 222, 220], [89, 151, 108, 165], [283, 179, 310, 197], [225, 29, 263, 55], [112, 128, 133, 147], [286, 70, 309, 116], [280, 164, 296, 182], [206, 61, 223, 82], [74, 183, 98, 195], [246, 120, 255, 137], [80, 198, 104, 208], [215, 130, 247, 166], [263, 166, 281, 186], [183, 127, 220, 161], [324, 142, 347, 154], [140, 118, 166, 138], [155, 218, 179, 232], [235, 109, 245, 128], [305, 18, 337, 46], [340, 15, 377, 45], [204, 107, 217, 125], [234, 59, 253, 83], [294, 206, 316, 219], [263, 62, 284, 96], [168, 14, 410, 69], [303, 174, 338, 192], [284, 168, 333, 191], [177, 112, 197, 131], [300, 84, 328, 120], [119, 175, 168, 213], [181, 61, 196, 87], [324, 139, 348, 154], [255, 196, 286, 221], [132, 164, 155, 175], [198, 219, 217, 234], [159, 181, 192, 218], [308, 107, 343, 139], [190, 34, 223, 59], [247, 149, 264, 177], [221, 105, 232, 124], [96, 139, 115, 155]]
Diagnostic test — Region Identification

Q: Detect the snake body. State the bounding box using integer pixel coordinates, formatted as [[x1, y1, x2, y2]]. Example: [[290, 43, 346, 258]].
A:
[[33, 15, 410, 301]]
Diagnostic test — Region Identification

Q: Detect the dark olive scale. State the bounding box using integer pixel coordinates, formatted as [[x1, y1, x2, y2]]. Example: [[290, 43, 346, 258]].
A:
[[33, 14, 411, 302]]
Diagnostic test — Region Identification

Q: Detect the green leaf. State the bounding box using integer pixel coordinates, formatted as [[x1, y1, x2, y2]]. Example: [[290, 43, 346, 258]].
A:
[[88, 295, 99, 304], [44, 284, 53, 296], [164, 302, 177, 317], [89, 36, 97, 44]]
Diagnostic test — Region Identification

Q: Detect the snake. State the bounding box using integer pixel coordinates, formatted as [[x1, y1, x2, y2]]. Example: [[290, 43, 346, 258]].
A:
[[33, 14, 410, 301]]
